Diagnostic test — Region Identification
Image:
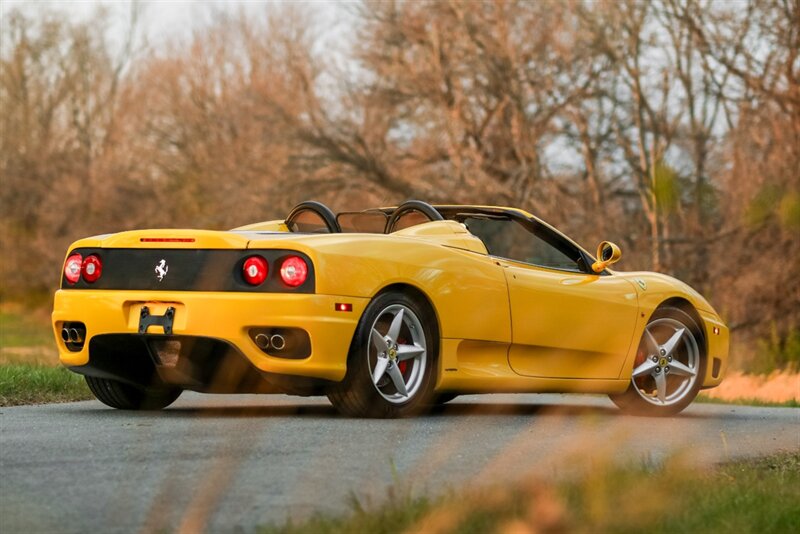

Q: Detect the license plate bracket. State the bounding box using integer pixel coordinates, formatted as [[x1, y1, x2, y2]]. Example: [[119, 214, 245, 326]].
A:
[[138, 305, 175, 335]]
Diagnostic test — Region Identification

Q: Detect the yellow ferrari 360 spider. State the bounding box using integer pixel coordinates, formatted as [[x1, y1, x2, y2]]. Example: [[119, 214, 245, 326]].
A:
[[52, 200, 728, 417]]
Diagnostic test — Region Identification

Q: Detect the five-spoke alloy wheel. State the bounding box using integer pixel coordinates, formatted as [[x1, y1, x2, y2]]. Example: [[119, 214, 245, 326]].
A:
[[328, 290, 438, 417], [610, 306, 705, 416], [368, 304, 428, 403]]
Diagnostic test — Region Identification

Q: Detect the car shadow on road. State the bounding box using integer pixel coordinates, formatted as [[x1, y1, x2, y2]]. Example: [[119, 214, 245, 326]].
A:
[[50, 398, 723, 420], [58, 401, 626, 419], [427, 402, 620, 417]]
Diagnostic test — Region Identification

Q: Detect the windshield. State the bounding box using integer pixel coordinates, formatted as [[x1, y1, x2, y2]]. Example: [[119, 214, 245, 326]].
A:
[[461, 216, 586, 273]]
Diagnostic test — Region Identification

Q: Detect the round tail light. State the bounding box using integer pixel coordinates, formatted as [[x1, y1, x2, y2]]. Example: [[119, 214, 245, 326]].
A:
[[280, 256, 308, 287], [64, 253, 83, 284], [242, 256, 268, 285], [81, 255, 103, 283]]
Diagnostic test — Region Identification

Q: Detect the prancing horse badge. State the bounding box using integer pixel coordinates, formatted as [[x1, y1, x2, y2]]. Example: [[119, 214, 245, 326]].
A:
[[155, 259, 169, 282]]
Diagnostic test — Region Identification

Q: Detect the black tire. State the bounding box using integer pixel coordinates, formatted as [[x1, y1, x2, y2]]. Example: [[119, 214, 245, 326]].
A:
[[85, 376, 182, 410], [328, 290, 439, 418], [610, 306, 706, 416]]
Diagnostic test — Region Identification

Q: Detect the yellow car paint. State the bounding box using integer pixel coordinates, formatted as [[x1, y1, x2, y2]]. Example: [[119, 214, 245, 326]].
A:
[[53, 207, 729, 397]]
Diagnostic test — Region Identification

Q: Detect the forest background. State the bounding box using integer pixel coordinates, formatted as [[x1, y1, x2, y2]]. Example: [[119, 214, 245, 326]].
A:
[[1, 0, 798, 372]]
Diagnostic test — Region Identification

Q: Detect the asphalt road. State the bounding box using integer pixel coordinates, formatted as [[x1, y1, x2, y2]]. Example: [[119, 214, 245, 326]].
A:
[[1, 393, 798, 533]]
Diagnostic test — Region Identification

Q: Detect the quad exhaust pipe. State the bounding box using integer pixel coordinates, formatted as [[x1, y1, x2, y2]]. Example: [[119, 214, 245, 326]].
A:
[[69, 328, 83, 344], [61, 325, 85, 345], [254, 333, 270, 349], [253, 333, 286, 351], [270, 334, 286, 351], [249, 328, 310, 359]]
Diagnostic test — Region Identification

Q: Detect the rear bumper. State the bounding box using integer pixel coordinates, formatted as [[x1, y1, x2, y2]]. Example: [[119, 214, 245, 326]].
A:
[[52, 289, 368, 381]]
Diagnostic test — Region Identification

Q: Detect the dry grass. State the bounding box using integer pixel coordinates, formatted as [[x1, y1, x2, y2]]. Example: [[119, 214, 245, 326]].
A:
[[700, 370, 800, 404], [0, 304, 58, 366]]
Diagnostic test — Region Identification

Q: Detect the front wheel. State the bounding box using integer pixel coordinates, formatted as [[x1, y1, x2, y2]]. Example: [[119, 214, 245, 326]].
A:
[[85, 376, 182, 410], [328, 291, 438, 417], [610, 306, 705, 416]]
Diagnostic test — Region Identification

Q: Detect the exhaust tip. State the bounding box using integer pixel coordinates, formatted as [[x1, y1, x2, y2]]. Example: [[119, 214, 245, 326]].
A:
[[254, 333, 270, 349], [270, 334, 286, 351], [68, 328, 82, 344], [61, 328, 70, 343]]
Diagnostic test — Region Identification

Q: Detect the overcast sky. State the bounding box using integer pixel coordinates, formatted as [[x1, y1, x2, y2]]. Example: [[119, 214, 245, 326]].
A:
[[1, 1, 352, 48]]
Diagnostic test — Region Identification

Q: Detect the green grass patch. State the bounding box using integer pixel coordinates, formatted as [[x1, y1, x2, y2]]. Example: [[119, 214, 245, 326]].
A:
[[696, 395, 799, 408], [261, 494, 432, 534], [260, 451, 800, 534], [0, 364, 91, 406]]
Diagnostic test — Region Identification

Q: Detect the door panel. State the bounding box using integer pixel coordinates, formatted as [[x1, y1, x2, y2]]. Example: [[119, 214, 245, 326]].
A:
[[503, 262, 640, 379]]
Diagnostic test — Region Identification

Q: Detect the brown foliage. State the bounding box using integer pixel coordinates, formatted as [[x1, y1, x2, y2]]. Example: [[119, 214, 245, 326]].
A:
[[1, 1, 797, 367]]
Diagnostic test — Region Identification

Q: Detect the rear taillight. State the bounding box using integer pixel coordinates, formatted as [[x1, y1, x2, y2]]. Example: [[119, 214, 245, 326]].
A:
[[280, 256, 308, 287], [243, 256, 268, 286], [64, 254, 82, 284], [81, 255, 103, 283]]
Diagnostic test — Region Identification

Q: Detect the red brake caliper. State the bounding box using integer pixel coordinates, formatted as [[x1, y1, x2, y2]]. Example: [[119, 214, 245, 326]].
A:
[[397, 337, 408, 374]]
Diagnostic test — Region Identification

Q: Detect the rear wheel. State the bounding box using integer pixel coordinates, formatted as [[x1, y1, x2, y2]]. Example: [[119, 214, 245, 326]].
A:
[[328, 291, 438, 417], [85, 376, 182, 410], [610, 306, 705, 416]]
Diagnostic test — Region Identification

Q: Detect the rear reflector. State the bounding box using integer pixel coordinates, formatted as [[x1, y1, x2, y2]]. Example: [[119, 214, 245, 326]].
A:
[[140, 238, 196, 243], [335, 303, 352, 312]]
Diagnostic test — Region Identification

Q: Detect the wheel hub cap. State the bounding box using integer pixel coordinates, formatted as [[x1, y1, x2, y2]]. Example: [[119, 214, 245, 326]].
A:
[[368, 304, 427, 403], [631, 318, 700, 406]]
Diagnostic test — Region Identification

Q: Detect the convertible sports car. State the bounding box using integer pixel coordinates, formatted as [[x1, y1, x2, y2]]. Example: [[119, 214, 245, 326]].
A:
[[52, 200, 729, 417]]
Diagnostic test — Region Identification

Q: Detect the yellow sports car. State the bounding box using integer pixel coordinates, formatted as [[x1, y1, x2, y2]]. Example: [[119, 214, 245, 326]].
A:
[[52, 200, 729, 417]]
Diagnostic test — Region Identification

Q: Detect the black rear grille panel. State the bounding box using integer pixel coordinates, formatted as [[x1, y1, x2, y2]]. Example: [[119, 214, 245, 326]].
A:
[[61, 248, 314, 293]]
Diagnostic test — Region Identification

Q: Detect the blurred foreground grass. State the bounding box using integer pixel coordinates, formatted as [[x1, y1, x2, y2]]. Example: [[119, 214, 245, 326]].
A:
[[262, 451, 800, 534]]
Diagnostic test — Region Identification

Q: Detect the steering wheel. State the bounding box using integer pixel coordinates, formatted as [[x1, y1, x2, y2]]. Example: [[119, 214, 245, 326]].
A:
[[285, 201, 341, 233], [385, 200, 444, 233]]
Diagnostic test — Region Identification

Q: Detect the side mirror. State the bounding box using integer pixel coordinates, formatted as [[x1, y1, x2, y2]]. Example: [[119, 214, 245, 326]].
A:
[[592, 241, 622, 273]]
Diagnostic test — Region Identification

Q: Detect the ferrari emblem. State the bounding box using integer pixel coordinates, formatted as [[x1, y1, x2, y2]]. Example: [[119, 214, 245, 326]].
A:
[[154, 259, 169, 282]]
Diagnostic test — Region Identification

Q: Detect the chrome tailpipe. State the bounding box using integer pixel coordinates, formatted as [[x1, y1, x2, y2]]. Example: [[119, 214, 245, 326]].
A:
[[270, 334, 286, 351], [68, 328, 83, 344], [254, 333, 270, 349]]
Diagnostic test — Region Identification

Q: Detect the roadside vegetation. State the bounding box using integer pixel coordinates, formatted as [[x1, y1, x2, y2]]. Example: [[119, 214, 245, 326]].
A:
[[696, 396, 799, 408], [0, 307, 90, 406], [0, 364, 90, 406], [261, 451, 800, 534]]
